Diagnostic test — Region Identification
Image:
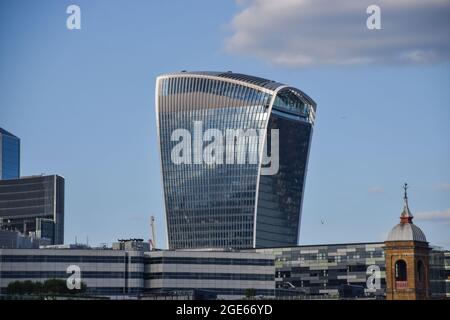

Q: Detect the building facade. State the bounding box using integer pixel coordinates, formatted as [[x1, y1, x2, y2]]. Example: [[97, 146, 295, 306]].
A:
[[0, 128, 20, 180], [0, 175, 65, 245], [250, 242, 386, 298], [156, 71, 316, 249], [445, 251, 450, 298], [144, 250, 275, 299], [0, 229, 51, 249], [0, 244, 447, 299], [0, 247, 144, 297], [430, 250, 450, 299], [0, 247, 275, 299]]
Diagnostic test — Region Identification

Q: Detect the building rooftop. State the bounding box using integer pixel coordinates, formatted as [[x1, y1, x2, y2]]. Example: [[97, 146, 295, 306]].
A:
[[0, 127, 19, 139], [387, 223, 427, 242], [386, 183, 427, 243], [173, 71, 284, 91], [158, 71, 317, 110]]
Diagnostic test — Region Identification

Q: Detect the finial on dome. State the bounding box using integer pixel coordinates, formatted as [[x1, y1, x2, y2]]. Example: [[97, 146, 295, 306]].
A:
[[403, 183, 408, 200], [400, 183, 413, 224]]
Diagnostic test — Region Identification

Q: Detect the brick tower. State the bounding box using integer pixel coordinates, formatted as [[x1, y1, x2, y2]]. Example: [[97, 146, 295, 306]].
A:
[[384, 183, 430, 300]]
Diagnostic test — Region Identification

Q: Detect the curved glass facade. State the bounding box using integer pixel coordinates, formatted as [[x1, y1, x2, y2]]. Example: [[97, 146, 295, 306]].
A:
[[156, 72, 316, 249]]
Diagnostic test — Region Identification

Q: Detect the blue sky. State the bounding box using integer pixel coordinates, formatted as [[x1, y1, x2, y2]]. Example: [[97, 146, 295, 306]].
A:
[[1, 0, 449, 248]]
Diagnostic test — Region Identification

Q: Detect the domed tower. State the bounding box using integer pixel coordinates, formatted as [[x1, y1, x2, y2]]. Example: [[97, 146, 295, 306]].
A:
[[384, 183, 430, 300]]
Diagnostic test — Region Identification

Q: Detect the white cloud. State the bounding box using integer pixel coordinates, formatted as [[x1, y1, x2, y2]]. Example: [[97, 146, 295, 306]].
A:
[[368, 186, 384, 193], [415, 208, 450, 222], [437, 182, 450, 191], [225, 0, 450, 66]]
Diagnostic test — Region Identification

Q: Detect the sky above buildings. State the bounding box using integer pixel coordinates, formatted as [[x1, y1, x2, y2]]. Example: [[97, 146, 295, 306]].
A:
[[1, 0, 449, 248]]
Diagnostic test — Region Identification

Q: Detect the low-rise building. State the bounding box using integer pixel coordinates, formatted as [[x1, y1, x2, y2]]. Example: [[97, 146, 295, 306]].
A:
[[0, 247, 144, 297], [0, 245, 275, 299], [248, 242, 386, 298], [144, 250, 275, 299]]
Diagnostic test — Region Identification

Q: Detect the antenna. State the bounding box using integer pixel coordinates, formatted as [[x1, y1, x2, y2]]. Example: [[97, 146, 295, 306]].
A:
[[150, 216, 156, 250]]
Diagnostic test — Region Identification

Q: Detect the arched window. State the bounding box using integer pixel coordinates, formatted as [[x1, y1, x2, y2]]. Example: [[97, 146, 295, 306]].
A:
[[395, 260, 407, 281], [417, 260, 424, 283]]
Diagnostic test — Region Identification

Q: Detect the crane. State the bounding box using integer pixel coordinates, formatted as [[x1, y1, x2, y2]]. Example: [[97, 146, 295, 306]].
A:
[[150, 216, 156, 250]]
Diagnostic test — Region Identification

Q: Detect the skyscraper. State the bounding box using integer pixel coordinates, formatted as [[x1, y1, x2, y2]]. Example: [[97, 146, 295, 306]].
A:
[[0, 128, 20, 180], [156, 72, 316, 249]]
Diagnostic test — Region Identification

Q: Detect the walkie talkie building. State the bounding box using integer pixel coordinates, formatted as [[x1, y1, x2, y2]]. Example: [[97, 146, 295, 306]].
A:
[[155, 72, 316, 249]]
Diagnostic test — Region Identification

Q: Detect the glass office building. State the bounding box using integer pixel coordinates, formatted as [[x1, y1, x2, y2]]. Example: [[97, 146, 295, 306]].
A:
[[0, 175, 64, 244], [249, 243, 387, 298], [156, 72, 316, 249], [0, 128, 20, 180]]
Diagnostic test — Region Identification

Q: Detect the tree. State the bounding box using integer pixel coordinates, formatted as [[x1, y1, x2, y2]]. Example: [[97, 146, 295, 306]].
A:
[[33, 281, 44, 295], [6, 281, 23, 295], [22, 280, 35, 294], [43, 279, 64, 294], [244, 288, 256, 299], [6, 279, 87, 296]]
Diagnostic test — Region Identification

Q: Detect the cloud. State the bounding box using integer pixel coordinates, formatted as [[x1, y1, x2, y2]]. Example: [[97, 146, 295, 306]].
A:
[[437, 182, 450, 191], [368, 186, 384, 193], [225, 0, 450, 66], [415, 208, 450, 222]]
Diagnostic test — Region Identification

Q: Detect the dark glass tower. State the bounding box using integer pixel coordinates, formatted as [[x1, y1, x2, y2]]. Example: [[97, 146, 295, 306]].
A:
[[156, 72, 316, 249], [0, 175, 65, 244], [0, 128, 20, 180]]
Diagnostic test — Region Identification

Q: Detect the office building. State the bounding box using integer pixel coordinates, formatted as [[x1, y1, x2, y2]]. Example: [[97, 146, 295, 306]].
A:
[[0, 128, 20, 180], [0, 247, 144, 297], [429, 249, 450, 299], [445, 251, 450, 298], [0, 246, 275, 299], [0, 175, 64, 245], [248, 243, 449, 299], [247, 188, 449, 299], [0, 229, 51, 249], [156, 71, 317, 249], [144, 249, 275, 299], [113, 238, 151, 252], [249, 242, 386, 298], [0, 241, 447, 299]]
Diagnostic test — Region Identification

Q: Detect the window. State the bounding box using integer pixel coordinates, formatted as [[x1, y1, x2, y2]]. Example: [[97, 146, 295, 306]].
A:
[[395, 259, 407, 281], [417, 260, 424, 283]]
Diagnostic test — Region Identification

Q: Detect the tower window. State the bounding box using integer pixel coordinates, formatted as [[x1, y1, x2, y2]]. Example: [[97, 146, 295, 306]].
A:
[[395, 259, 407, 281], [417, 260, 424, 283]]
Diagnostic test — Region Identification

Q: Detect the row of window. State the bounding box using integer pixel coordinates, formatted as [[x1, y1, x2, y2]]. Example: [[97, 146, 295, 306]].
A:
[[159, 77, 270, 106], [144, 272, 274, 281], [0, 255, 136, 263], [0, 287, 144, 296], [144, 257, 273, 266], [277, 279, 387, 288], [0, 271, 144, 279], [0, 255, 273, 266], [0, 182, 54, 193], [146, 287, 275, 296], [274, 251, 385, 262]]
